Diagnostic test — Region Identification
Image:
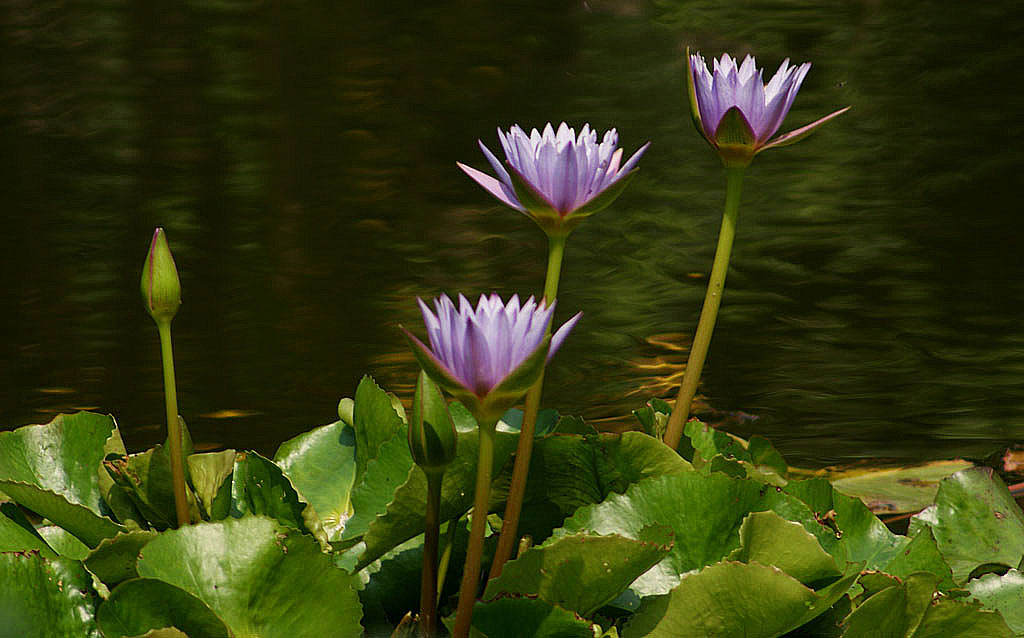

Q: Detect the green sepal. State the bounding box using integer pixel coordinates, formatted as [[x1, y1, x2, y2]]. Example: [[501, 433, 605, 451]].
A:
[[713, 107, 756, 167], [572, 168, 640, 219], [409, 371, 458, 473]]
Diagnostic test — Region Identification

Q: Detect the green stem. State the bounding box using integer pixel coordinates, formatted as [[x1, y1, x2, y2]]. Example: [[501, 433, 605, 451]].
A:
[[451, 418, 497, 638], [157, 321, 190, 527], [664, 167, 746, 450], [418, 471, 443, 638], [436, 514, 459, 604], [488, 233, 566, 582]]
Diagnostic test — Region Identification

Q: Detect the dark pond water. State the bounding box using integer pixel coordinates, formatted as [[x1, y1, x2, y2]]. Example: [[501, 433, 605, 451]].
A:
[[3, 0, 1023, 466]]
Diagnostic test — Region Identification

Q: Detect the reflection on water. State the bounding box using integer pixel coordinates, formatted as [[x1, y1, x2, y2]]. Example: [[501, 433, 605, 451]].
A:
[[2, 1, 1023, 465]]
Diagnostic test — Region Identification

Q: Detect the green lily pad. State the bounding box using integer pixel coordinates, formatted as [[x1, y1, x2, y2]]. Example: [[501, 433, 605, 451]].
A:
[[623, 561, 856, 638], [344, 431, 416, 543], [967, 569, 1024, 634], [828, 460, 975, 514], [274, 420, 357, 541], [882, 526, 955, 590], [97, 578, 230, 638], [36, 524, 90, 559], [230, 451, 327, 546], [911, 467, 1024, 584], [726, 510, 842, 587], [104, 446, 199, 530], [484, 525, 674, 617], [0, 551, 102, 637], [554, 472, 777, 596], [493, 431, 692, 544], [0, 505, 55, 556], [497, 408, 560, 437], [135, 516, 363, 637], [843, 571, 1013, 637], [0, 412, 125, 547], [84, 530, 158, 588], [352, 375, 406, 484], [471, 595, 598, 638], [187, 449, 235, 521]]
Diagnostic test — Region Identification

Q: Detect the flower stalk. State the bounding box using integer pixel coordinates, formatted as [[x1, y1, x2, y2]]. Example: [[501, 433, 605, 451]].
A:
[[141, 228, 190, 528], [418, 471, 443, 637], [488, 233, 566, 581], [664, 167, 744, 449], [451, 416, 498, 638]]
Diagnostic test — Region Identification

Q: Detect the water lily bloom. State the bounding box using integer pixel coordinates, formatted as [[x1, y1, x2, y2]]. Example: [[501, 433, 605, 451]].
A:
[[403, 293, 581, 420], [458, 123, 649, 236], [686, 50, 850, 167]]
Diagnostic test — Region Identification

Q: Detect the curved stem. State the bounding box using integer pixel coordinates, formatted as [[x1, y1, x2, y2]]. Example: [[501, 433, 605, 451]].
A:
[[663, 167, 745, 450], [488, 233, 566, 581], [418, 471, 443, 637], [451, 418, 497, 638], [157, 321, 190, 527]]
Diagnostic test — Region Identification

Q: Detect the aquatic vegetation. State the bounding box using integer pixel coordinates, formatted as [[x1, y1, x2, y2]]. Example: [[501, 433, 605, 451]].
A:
[[1, 48, 1020, 638]]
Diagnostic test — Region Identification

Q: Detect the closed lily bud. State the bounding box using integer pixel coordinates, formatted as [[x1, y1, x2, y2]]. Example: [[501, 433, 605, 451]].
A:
[[140, 228, 182, 323], [409, 371, 457, 474]]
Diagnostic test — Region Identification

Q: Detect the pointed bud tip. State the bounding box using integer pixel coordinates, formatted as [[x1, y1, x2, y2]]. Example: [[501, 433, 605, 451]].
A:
[[140, 227, 182, 323]]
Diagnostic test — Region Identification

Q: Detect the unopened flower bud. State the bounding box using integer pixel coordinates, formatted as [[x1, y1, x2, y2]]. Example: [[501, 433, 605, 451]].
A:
[[408, 371, 457, 474], [140, 228, 181, 323]]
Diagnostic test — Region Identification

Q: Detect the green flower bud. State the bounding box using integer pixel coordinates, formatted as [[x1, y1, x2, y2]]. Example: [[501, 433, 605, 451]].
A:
[[140, 228, 181, 323], [409, 371, 457, 474]]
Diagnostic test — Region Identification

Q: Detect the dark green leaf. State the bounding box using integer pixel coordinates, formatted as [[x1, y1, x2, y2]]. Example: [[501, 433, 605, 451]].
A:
[[187, 449, 235, 521], [0, 552, 102, 637], [97, 578, 230, 638], [84, 530, 158, 588], [471, 595, 597, 638], [230, 451, 327, 546], [353, 375, 407, 484]]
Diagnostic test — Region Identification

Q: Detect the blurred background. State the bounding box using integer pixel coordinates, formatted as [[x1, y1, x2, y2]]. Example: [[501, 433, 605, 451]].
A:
[[2, 0, 1022, 466]]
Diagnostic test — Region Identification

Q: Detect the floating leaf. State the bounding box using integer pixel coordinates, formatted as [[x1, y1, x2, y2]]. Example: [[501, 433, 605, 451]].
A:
[[911, 467, 1024, 584], [829, 460, 974, 514], [352, 376, 406, 483], [623, 561, 857, 638], [0, 551, 102, 637], [274, 420, 357, 541], [0, 505, 54, 556], [471, 595, 598, 638], [135, 516, 363, 637], [497, 408, 560, 437], [726, 510, 841, 587], [230, 451, 327, 547], [97, 578, 230, 638], [344, 431, 416, 542], [967, 569, 1024, 634], [0, 412, 125, 546], [36, 524, 90, 560], [484, 526, 674, 616], [84, 530, 158, 588], [554, 472, 777, 596], [187, 449, 235, 521]]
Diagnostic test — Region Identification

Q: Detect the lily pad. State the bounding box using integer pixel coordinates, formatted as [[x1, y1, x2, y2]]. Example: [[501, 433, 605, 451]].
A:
[[274, 420, 357, 541], [911, 467, 1024, 584], [0, 505, 55, 556], [967, 569, 1024, 634], [352, 375, 406, 483], [84, 530, 158, 588], [471, 595, 598, 638], [230, 451, 327, 547], [726, 510, 842, 587], [0, 551, 102, 637], [97, 578, 230, 638], [484, 525, 674, 616], [623, 561, 857, 638], [135, 516, 363, 637], [0, 412, 125, 546], [829, 460, 975, 514], [187, 449, 235, 521]]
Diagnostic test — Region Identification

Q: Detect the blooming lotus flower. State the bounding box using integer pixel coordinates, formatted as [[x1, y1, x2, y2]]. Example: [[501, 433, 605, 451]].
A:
[[458, 123, 649, 236], [402, 293, 582, 421], [686, 50, 850, 167]]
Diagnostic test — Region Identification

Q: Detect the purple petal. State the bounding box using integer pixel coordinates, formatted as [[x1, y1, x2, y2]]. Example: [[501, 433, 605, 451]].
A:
[[548, 311, 583, 362], [457, 162, 524, 211]]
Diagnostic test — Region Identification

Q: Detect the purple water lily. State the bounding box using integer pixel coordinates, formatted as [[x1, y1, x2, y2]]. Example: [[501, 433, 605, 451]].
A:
[[687, 51, 850, 166], [458, 123, 649, 236], [403, 293, 581, 418]]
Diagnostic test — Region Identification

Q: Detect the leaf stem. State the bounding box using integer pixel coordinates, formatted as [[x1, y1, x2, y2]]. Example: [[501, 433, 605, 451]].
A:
[[488, 233, 566, 581], [451, 417, 497, 638], [664, 167, 745, 450], [157, 320, 190, 527], [418, 471, 443, 637]]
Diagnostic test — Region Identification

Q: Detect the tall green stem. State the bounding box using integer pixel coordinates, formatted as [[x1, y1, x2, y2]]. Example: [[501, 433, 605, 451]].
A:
[[418, 471, 443, 637], [664, 167, 746, 450], [488, 233, 566, 581], [451, 418, 497, 638], [157, 321, 190, 527]]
